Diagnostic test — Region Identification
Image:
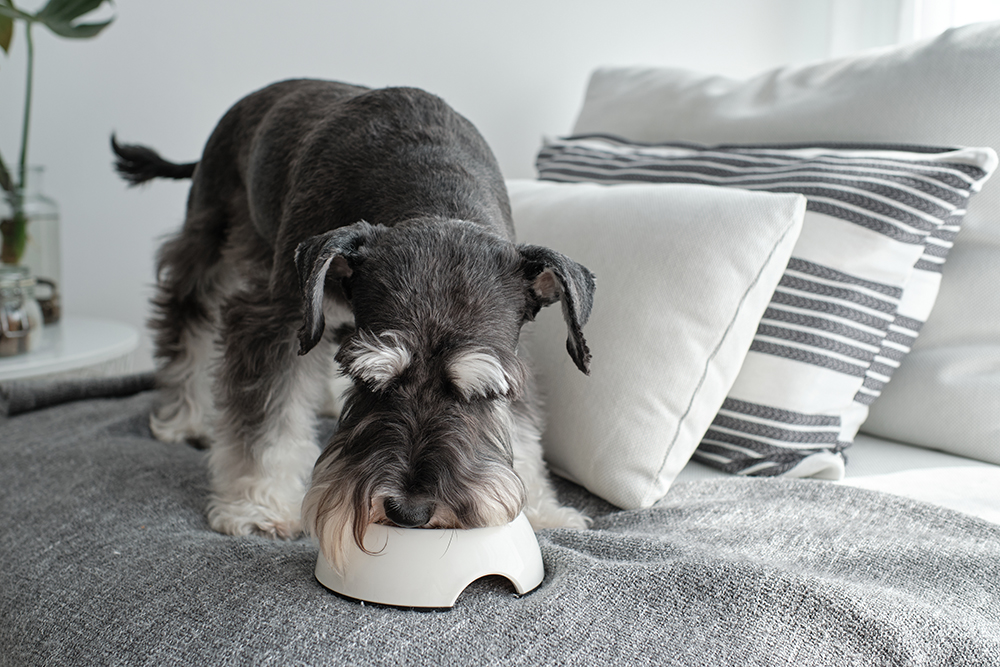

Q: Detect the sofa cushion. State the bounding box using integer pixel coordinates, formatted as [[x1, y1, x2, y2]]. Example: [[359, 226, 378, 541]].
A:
[[509, 179, 803, 509], [567, 21, 1000, 465], [536, 137, 995, 477]]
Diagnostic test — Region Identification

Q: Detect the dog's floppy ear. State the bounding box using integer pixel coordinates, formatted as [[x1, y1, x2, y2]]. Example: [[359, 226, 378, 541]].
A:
[[295, 221, 375, 355], [519, 244, 596, 375]]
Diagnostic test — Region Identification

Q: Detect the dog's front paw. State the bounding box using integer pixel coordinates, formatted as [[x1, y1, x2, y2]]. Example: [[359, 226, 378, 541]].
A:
[[207, 496, 303, 539], [525, 504, 592, 531]]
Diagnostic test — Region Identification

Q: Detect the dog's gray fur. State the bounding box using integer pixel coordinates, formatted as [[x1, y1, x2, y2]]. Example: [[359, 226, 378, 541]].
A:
[[113, 79, 595, 567]]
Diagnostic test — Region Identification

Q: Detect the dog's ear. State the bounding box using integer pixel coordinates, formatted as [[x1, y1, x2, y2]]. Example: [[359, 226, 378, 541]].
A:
[[519, 245, 596, 375], [295, 221, 375, 355]]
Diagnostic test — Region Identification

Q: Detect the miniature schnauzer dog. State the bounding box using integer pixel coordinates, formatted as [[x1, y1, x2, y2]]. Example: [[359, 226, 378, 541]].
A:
[[112, 79, 595, 567]]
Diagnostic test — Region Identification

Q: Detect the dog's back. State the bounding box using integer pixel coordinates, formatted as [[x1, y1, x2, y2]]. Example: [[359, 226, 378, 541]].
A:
[[114, 78, 514, 263], [113, 79, 517, 328], [188, 80, 515, 249]]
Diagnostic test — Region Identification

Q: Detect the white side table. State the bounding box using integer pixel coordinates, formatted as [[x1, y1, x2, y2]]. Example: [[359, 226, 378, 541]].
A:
[[0, 316, 140, 382]]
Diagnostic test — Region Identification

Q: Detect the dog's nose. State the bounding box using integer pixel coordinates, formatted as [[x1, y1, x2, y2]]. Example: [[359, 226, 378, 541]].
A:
[[383, 497, 435, 528]]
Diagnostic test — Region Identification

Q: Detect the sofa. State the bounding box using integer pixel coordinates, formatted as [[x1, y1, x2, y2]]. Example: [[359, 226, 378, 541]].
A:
[[2, 21, 1000, 667]]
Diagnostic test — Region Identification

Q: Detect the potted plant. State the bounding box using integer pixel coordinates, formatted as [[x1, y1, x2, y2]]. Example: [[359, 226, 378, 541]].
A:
[[0, 0, 114, 324]]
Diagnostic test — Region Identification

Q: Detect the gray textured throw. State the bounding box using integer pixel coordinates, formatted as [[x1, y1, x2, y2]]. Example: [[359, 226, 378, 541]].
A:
[[1, 376, 999, 666]]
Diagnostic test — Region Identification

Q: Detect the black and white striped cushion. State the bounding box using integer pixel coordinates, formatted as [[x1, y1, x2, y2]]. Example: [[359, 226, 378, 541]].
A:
[[536, 136, 996, 477], [700, 398, 843, 476]]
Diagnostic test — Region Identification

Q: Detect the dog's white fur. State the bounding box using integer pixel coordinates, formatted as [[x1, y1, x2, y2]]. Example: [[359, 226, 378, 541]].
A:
[[344, 330, 412, 391], [512, 411, 591, 530], [449, 350, 512, 400], [149, 321, 219, 445], [207, 339, 330, 539]]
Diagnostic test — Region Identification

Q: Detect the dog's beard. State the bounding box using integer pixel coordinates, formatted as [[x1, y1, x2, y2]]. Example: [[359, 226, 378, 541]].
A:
[[302, 399, 526, 572]]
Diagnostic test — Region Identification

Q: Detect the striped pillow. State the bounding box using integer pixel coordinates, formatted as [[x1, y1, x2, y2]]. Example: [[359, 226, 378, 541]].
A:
[[536, 136, 997, 478]]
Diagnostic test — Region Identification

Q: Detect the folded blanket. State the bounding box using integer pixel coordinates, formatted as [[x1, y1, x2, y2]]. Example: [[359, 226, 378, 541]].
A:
[[1, 376, 998, 666], [0, 371, 156, 417]]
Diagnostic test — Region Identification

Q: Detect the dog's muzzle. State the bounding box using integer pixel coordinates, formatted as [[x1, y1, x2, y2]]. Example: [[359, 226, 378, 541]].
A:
[[383, 496, 435, 528]]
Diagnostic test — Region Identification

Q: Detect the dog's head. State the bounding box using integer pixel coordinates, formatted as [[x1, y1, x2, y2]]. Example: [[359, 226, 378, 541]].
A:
[[294, 219, 594, 568]]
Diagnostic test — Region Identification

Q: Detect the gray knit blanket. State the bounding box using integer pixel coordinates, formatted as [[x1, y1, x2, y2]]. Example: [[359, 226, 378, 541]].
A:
[[2, 375, 999, 666]]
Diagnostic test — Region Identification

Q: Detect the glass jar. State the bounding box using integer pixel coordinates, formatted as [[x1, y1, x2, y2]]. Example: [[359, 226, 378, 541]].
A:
[[0, 265, 43, 357], [0, 165, 62, 324], [20, 166, 62, 324]]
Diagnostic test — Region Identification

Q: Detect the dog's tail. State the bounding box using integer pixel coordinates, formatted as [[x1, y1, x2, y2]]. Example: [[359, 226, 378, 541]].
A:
[[110, 134, 198, 186]]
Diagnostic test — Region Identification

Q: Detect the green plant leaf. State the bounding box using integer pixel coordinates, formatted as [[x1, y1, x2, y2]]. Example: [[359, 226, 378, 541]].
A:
[[1, 211, 29, 264], [0, 150, 13, 195], [36, 0, 106, 23], [35, 0, 114, 39], [0, 3, 34, 22], [43, 16, 111, 38], [0, 15, 12, 54]]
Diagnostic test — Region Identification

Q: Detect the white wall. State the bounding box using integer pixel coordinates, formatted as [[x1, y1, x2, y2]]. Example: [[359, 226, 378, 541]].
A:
[[0, 0, 845, 370]]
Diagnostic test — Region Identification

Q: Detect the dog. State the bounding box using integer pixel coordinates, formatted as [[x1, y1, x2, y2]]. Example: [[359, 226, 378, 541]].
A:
[[112, 79, 595, 568]]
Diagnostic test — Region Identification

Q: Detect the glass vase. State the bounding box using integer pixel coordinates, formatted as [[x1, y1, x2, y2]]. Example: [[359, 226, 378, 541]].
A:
[[0, 265, 43, 357], [0, 166, 61, 324]]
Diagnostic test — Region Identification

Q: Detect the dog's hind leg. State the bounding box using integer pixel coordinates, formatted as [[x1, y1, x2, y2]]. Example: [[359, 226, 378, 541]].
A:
[[206, 280, 336, 538], [149, 316, 219, 446], [147, 208, 230, 447]]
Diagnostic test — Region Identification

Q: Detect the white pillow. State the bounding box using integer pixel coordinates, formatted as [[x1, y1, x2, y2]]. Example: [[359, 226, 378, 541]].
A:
[[508, 180, 805, 509], [570, 21, 1000, 466], [536, 137, 996, 478]]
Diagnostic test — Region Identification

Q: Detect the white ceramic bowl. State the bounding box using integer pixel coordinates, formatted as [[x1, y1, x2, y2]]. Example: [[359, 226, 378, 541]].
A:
[[314, 512, 544, 608]]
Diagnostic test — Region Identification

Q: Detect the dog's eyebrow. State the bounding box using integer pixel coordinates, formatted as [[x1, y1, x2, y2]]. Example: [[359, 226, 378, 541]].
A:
[[344, 331, 412, 390], [448, 350, 511, 401]]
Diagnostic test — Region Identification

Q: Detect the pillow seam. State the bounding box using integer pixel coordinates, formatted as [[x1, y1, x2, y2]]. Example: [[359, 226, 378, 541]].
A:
[[643, 208, 803, 506]]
